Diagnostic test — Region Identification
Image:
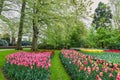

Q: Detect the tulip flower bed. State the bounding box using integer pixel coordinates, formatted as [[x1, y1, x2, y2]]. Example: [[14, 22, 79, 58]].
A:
[[3, 51, 52, 80], [104, 50, 120, 53], [84, 52, 120, 64], [40, 50, 55, 56], [80, 48, 103, 53], [60, 49, 120, 80]]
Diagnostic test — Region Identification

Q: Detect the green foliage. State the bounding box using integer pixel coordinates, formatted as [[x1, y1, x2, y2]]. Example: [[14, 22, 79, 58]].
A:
[[4, 63, 50, 80], [38, 43, 54, 49], [110, 0, 120, 29], [0, 39, 8, 46], [108, 43, 120, 50], [92, 2, 112, 29]]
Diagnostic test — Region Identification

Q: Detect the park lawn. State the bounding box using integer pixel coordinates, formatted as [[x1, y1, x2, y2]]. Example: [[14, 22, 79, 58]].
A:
[[0, 49, 18, 80], [82, 52, 120, 64], [0, 48, 31, 80], [50, 50, 71, 80]]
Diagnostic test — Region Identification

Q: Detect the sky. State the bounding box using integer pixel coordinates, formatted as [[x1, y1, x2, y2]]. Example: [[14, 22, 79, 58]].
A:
[[91, 0, 109, 13], [83, 0, 109, 27]]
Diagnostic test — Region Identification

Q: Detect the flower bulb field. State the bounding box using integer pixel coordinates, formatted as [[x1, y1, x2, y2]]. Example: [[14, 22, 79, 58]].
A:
[[0, 49, 120, 80]]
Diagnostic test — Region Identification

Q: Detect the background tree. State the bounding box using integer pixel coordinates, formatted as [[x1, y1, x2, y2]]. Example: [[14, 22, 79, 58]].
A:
[[16, 0, 26, 50], [92, 2, 112, 29], [0, 0, 4, 15], [110, 0, 120, 30], [91, 2, 113, 48]]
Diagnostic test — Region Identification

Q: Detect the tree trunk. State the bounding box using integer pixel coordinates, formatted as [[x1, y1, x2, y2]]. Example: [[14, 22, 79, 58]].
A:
[[31, 1, 39, 51], [16, 0, 26, 50], [31, 19, 39, 51], [11, 36, 15, 46], [0, 0, 4, 15]]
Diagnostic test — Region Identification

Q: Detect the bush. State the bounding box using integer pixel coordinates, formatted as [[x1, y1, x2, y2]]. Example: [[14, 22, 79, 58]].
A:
[[108, 43, 120, 50], [0, 39, 8, 47], [38, 44, 54, 49], [21, 41, 32, 46], [4, 52, 51, 80]]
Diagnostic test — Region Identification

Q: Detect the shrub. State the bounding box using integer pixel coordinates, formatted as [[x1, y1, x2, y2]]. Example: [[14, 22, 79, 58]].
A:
[[0, 39, 8, 47], [38, 44, 54, 49], [21, 41, 32, 46], [4, 52, 51, 80], [60, 49, 119, 80], [108, 43, 120, 50]]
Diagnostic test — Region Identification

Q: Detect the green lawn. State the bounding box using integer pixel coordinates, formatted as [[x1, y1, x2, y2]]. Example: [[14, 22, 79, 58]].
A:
[[0, 48, 31, 80], [0, 49, 18, 80], [0, 49, 70, 80], [50, 50, 71, 80]]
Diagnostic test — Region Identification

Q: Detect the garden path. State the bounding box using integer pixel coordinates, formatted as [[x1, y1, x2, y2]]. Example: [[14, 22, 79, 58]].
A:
[[50, 50, 71, 80]]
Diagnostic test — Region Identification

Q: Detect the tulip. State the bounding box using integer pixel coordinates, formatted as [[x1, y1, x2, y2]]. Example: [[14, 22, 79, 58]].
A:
[[99, 72, 103, 77]]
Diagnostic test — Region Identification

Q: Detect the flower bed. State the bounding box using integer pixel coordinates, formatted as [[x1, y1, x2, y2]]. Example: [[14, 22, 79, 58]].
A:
[[60, 49, 120, 80], [80, 48, 103, 53], [4, 51, 52, 80], [40, 50, 55, 56], [104, 50, 120, 53]]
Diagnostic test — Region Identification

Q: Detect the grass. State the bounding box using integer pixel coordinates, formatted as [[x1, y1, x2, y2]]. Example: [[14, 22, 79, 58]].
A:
[[50, 50, 71, 80], [0, 49, 18, 80], [0, 48, 31, 80], [82, 52, 120, 64]]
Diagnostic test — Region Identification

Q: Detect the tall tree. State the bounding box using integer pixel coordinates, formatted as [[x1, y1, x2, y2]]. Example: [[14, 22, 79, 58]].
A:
[[110, 0, 120, 30], [92, 2, 112, 29], [91, 2, 113, 48], [16, 0, 26, 50], [0, 0, 4, 15], [31, 0, 39, 51]]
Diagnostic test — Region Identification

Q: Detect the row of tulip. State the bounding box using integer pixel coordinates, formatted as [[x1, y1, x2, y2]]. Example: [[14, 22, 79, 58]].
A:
[[80, 48, 104, 53], [60, 49, 120, 80], [80, 48, 120, 53], [104, 50, 120, 53], [4, 51, 53, 80]]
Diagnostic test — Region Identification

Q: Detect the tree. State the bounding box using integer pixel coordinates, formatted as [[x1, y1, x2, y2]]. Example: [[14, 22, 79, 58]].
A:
[[92, 2, 112, 29], [16, 0, 26, 50], [31, 0, 39, 51], [91, 2, 113, 48], [0, 0, 4, 15], [110, 0, 120, 30]]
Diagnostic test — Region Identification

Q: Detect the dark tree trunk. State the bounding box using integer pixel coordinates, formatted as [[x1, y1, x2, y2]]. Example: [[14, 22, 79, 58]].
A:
[[16, 0, 26, 50], [31, 2, 39, 51], [11, 37, 15, 46], [31, 19, 39, 51], [0, 0, 4, 15]]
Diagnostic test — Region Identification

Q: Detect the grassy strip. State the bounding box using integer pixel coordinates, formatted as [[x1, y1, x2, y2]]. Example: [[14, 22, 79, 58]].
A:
[[50, 50, 71, 80], [0, 49, 18, 80]]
